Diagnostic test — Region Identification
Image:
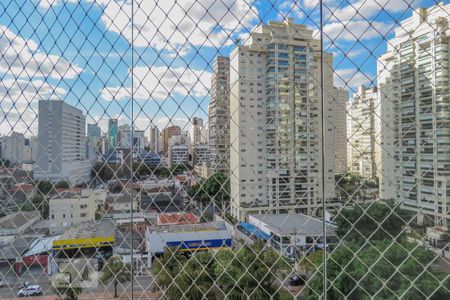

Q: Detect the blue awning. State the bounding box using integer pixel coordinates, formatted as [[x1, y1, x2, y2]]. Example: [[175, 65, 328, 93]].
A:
[[237, 222, 271, 240]]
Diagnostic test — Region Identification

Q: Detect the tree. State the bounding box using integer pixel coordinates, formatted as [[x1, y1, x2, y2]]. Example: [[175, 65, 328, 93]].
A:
[[304, 239, 450, 299], [214, 241, 289, 300], [189, 172, 230, 215], [304, 203, 450, 299], [154, 242, 289, 300], [335, 200, 415, 243], [152, 248, 187, 293], [100, 256, 132, 298], [55, 180, 70, 189], [20, 193, 48, 219], [92, 162, 115, 181], [37, 180, 54, 196]]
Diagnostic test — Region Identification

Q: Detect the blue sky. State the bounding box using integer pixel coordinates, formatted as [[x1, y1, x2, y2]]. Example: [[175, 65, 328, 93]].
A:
[[0, 0, 444, 137]]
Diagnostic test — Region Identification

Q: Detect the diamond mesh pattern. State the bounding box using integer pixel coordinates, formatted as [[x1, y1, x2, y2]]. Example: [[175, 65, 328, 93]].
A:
[[0, 0, 449, 299]]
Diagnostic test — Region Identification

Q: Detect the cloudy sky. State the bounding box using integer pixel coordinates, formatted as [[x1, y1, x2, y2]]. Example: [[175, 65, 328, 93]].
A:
[[0, 0, 441, 136]]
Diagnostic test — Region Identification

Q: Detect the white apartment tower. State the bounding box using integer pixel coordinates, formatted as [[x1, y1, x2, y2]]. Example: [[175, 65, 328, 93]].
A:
[[230, 19, 336, 220], [209, 56, 231, 174], [348, 86, 380, 180], [149, 125, 160, 153], [378, 2, 450, 225], [333, 88, 349, 173], [34, 100, 91, 185], [0, 132, 26, 163], [190, 117, 207, 145]]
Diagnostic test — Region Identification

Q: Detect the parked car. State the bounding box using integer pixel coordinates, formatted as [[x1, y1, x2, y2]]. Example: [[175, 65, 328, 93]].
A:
[[289, 275, 306, 286], [17, 285, 42, 297]]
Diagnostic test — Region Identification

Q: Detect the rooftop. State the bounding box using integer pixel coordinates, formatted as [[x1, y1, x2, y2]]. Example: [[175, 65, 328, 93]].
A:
[[0, 211, 40, 231], [157, 213, 198, 225], [58, 220, 115, 240], [148, 221, 227, 233], [249, 213, 336, 236]]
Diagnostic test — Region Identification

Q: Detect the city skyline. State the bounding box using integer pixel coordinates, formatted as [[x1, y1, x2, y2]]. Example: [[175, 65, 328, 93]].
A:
[[0, 0, 442, 137]]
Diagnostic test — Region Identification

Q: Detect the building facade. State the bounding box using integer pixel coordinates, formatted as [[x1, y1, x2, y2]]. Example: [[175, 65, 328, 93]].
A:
[[229, 19, 336, 220], [87, 123, 102, 161], [34, 100, 91, 185], [108, 118, 118, 151], [149, 125, 160, 153], [169, 144, 190, 168], [378, 2, 450, 225], [209, 56, 231, 175], [48, 189, 105, 234], [347, 86, 379, 180], [333, 87, 349, 173], [0, 132, 26, 163], [190, 117, 207, 145], [160, 126, 181, 156]]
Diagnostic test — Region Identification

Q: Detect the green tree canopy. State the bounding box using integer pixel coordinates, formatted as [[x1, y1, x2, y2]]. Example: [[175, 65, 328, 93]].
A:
[[304, 239, 450, 299], [100, 256, 132, 298], [189, 172, 230, 211]]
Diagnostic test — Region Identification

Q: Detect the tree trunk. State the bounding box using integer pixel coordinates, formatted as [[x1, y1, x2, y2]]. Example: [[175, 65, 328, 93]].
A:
[[114, 280, 118, 298]]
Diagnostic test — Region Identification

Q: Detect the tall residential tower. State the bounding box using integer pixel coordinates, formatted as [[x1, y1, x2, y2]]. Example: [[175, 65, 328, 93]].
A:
[[209, 56, 231, 174], [34, 100, 90, 185], [378, 2, 450, 225], [229, 19, 336, 220]]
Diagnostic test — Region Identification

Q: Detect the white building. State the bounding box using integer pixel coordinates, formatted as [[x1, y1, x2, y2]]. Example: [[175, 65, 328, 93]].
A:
[[117, 124, 145, 153], [0, 132, 26, 163], [190, 117, 208, 145], [34, 100, 91, 185], [333, 88, 349, 173], [249, 213, 336, 257], [347, 86, 380, 180], [192, 144, 211, 166], [209, 56, 231, 174], [229, 19, 336, 220], [106, 193, 140, 214], [48, 189, 106, 234], [169, 144, 190, 168], [378, 2, 450, 225], [148, 126, 160, 153]]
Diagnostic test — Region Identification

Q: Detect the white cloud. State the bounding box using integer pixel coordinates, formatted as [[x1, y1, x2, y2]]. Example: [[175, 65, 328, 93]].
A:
[[40, 0, 258, 55], [321, 20, 393, 41], [334, 68, 373, 89], [153, 116, 191, 131], [279, 1, 305, 19], [0, 25, 82, 79], [38, 0, 78, 8], [101, 66, 212, 101], [0, 79, 66, 135], [330, 0, 420, 22]]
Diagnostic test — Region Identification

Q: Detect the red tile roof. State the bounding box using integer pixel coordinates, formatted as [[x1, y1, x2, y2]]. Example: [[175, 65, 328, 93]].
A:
[[157, 213, 199, 225]]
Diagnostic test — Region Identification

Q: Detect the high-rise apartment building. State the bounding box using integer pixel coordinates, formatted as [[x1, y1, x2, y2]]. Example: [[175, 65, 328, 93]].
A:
[[117, 124, 145, 153], [229, 19, 336, 220], [160, 126, 181, 156], [87, 123, 102, 161], [190, 117, 207, 145], [0, 132, 26, 163], [87, 123, 101, 138], [378, 2, 450, 225], [149, 126, 160, 153], [34, 100, 91, 185], [108, 118, 118, 150], [347, 86, 379, 180], [209, 56, 231, 174], [333, 88, 349, 173]]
